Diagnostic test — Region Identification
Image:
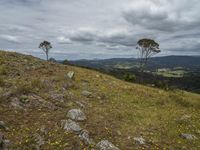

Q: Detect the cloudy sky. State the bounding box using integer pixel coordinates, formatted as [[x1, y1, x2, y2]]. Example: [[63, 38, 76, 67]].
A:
[[0, 0, 200, 60]]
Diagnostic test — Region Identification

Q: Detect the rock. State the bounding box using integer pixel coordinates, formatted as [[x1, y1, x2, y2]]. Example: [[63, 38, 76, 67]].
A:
[[82, 90, 92, 97], [67, 109, 86, 121], [134, 137, 146, 145], [75, 101, 86, 108], [33, 133, 45, 150], [116, 131, 122, 136], [10, 98, 23, 109], [180, 133, 197, 140], [40, 125, 48, 135], [0, 121, 9, 131], [67, 71, 75, 79], [96, 140, 119, 150], [79, 130, 95, 145], [63, 119, 82, 133], [179, 115, 191, 122]]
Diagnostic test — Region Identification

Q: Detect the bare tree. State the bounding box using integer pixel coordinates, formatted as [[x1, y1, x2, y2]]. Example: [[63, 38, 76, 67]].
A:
[[136, 39, 160, 72], [39, 41, 52, 61]]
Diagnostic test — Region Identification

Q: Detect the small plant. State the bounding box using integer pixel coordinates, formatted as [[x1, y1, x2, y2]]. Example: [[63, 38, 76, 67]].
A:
[[20, 95, 29, 103]]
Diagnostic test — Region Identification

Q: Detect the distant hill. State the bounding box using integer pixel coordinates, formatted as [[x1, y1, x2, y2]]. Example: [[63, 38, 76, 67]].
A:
[[0, 50, 200, 149], [69, 56, 200, 93], [70, 55, 200, 71]]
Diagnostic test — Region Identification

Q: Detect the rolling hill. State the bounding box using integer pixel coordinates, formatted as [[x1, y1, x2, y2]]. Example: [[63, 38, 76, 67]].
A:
[[0, 50, 200, 149], [70, 56, 200, 93]]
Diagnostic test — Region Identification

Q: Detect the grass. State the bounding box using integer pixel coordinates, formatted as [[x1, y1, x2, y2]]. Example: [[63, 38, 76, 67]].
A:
[[0, 50, 200, 149], [154, 68, 186, 78]]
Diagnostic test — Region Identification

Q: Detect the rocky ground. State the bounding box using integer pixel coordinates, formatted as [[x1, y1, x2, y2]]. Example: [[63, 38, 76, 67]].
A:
[[0, 50, 200, 150]]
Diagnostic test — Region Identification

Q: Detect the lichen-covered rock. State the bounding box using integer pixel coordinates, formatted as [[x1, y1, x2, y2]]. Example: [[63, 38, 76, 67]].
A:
[[133, 137, 146, 145], [67, 109, 86, 121], [63, 119, 82, 133], [82, 90, 92, 97], [96, 140, 119, 150], [180, 133, 197, 140], [67, 71, 75, 79], [79, 130, 95, 145], [0, 121, 9, 131], [33, 133, 44, 150]]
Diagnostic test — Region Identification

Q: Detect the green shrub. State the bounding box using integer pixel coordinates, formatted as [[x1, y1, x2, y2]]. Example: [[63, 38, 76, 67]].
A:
[[124, 74, 136, 82]]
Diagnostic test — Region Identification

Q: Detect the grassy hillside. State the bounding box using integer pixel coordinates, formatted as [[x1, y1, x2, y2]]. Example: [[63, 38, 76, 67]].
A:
[[0, 50, 200, 150]]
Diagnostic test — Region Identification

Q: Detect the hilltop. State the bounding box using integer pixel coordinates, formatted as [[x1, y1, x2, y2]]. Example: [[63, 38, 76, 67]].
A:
[[0, 50, 200, 149]]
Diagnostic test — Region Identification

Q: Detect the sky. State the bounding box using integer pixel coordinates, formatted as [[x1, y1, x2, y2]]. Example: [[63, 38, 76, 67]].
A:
[[0, 0, 200, 60]]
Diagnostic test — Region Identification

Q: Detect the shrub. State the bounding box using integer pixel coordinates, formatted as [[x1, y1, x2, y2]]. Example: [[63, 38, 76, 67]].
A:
[[124, 74, 136, 82], [63, 59, 70, 65]]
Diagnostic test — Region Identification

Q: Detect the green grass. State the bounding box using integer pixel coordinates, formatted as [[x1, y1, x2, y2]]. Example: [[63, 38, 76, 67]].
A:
[[154, 68, 187, 78], [0, 50, 200, 150]]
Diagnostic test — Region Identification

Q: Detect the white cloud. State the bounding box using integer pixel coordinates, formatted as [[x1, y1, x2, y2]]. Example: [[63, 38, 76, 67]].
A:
[[0, 35, 21, 43]]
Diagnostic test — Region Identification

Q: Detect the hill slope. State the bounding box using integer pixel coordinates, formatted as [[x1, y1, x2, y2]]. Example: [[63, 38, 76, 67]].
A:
[[0, 50, 200, 150]]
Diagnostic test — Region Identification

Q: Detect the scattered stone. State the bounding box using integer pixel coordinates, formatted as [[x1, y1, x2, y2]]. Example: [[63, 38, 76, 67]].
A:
[[134, 137, 146, 145], [116, 131, 122, 136], [82, 90, 92, 97], [10, 98, 23, 109], [96, 74, 100, 78], [67, 71, 75, 79], [127, 136, 131, 140], [75, 101, 86, 108], [33, 133, 45, 150], [63, 119, 82, 133], [180, 133, 197, 140], [79, 130, 95, 145], [67, 109, 86, 121], [179, 115, 191, 121], [0, 121, 9, 131], [96, 140, 119, 150], [40, 125, 48, 135], [49, 92, 65, 103]]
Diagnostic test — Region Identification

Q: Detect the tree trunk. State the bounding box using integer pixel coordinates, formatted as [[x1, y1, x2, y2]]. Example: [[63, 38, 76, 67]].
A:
[[46, 52, 49, 61]]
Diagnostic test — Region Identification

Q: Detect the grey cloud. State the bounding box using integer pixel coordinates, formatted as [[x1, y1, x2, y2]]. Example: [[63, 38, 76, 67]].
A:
[[0, 0, 200, 60], [123, 0, 200, 32]]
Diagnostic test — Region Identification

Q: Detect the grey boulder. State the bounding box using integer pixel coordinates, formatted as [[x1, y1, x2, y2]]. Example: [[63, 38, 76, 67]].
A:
[[133, 137, 146, 145], [63, 119, 82, 133], [67, 109, 86, 121], [96, 140, 119, 150], [67, 71, 75, 79], [79, 130, 95, 145], [180, 133, 197, 140], [82, 90, 92, 97]]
